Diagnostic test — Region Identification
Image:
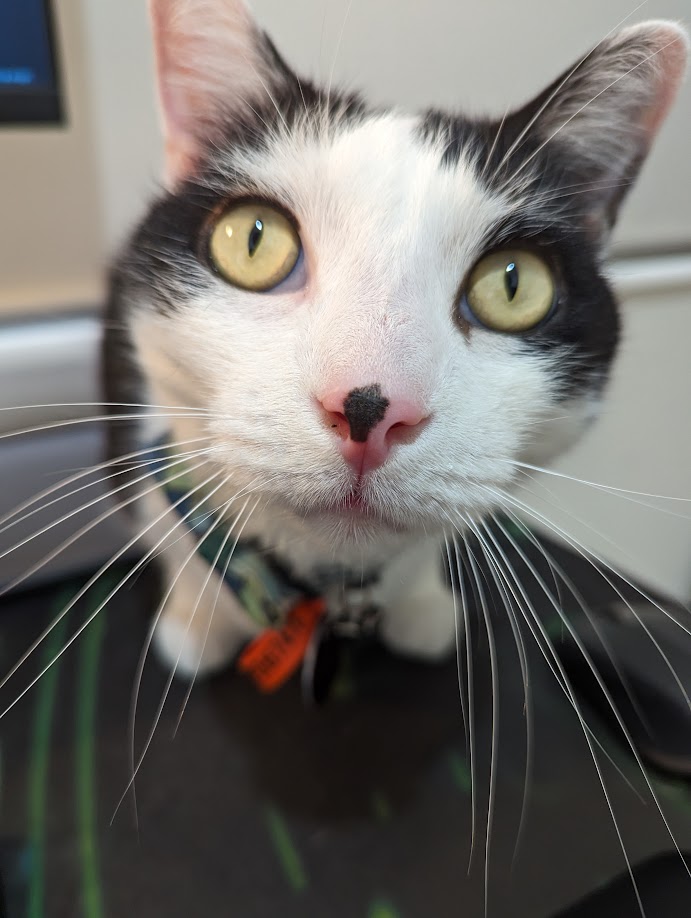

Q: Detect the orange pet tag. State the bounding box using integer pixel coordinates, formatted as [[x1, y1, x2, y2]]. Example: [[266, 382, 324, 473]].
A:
[[237, 598, 326, 693]]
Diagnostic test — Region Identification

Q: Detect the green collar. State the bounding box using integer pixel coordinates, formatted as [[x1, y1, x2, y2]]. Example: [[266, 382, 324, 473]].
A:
[[148, 440, 308, 631]]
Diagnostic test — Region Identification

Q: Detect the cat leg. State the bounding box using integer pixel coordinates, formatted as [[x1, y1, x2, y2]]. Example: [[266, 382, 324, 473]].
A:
[[152, 547, 259, 678], [152, 544, 258, 678], [137, 488, 258, 678], [376, 538, 458, 660]]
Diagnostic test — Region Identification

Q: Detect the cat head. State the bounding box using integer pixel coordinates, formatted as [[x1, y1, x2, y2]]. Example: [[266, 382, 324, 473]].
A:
[[118, 0, 687, 546]]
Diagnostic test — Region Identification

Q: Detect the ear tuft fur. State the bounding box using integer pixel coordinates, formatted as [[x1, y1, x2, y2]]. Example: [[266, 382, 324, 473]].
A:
[[503, 20, 688, 238], [149, 0, 279, 187]]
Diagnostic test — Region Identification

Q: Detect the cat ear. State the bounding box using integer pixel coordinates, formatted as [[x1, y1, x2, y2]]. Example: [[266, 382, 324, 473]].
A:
[[149, 0, 288, 187], [507, 21, 688, 239]]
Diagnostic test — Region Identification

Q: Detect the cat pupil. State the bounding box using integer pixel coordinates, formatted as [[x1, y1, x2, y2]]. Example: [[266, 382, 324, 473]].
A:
[[504, 262, 519, 301], [248, 219, 264, 258]]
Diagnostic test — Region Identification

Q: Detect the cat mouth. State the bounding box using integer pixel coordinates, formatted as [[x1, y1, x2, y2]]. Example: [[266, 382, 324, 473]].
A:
[[341, 492, 367, 511], [303, 487, 383, 521]]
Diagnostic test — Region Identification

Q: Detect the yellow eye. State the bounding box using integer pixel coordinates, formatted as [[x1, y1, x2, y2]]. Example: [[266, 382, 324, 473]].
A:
[[209, 203, 301, 292], [464, 249, 555, 332]]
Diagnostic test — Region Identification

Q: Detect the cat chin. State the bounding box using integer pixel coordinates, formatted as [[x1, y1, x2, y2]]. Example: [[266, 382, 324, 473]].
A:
[[282, 501, 417, 545]]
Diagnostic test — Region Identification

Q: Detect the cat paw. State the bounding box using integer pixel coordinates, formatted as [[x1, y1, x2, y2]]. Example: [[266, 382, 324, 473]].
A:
[[379, 588, 458, 661], [152, 590, 254, 680]]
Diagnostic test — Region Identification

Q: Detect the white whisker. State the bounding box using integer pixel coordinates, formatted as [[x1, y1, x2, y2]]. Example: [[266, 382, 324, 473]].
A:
[[491, 513, 691, 889], [443, 532, 469, 749], [0, 465, 227, 723], [116, 494, 257, 825], [462, 524, 499, 918], [473, 517, 646, 916], [0, 451, 217, 597], [460, 514, 534, 871], [174, 496, 260, 734], [0, 444, 213, 552], [0, 435, 212, 532]]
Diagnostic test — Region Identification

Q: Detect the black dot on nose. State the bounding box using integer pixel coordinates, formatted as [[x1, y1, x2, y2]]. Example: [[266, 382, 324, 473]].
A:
[[343, 384, 390, 443]]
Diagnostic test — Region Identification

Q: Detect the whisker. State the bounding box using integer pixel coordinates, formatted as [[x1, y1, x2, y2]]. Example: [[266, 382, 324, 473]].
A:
[[494, 490, 691, 720], [174, 496, 261, 734], [0, 435, 213, 532], [326, 0, 355, 117], [503, 459, 691, 506], [451, 530, 478, 870], [483, 489, 654, 732], [116, 494, 257, 825], [0, 442, 213, 547], [0, 465, 227, 723], [244, 61, 289, 133], [0, 450, 218, 596], [480, 107, 509, 183], [469, 516, 644, 799], [443, 532, 470, 751], [473, 517, 647, 916], [508, 35, 687, 189], [0, 402, 215, 414], [0, 412, 220, 445], [491, 513, 691, 888], [124, 475, 242, 828], [462, 524, 499, 918], [459, 513, 533, 871], [497, 488, 691, 642], [125, 473, 276, 825], [0, 459, 217, 691]]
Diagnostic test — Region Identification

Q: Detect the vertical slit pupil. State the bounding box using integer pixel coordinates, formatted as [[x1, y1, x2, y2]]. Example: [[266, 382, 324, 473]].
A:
[[248, 219, 264, 258], [504, 262, 519, 301]]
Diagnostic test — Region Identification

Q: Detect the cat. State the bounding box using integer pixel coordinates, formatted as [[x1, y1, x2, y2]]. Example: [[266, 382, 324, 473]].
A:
[[102, 0, 688, 687]]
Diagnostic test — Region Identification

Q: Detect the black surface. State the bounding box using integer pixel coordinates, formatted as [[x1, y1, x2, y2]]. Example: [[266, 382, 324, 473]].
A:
[[557, 853, 691, 917], [0, 528, 691, 917]]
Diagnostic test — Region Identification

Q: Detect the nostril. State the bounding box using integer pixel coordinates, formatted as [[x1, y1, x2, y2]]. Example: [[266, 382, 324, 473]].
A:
[[385, 415, 429, 447], [317, 398, 350, 440], [328, 411, 349, 440]]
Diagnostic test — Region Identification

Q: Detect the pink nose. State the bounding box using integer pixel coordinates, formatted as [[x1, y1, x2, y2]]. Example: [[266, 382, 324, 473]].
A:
[[318, 384, 428, 475]]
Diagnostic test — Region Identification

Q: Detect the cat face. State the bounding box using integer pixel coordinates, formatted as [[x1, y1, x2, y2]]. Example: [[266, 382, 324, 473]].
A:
[[114, 1, 687, 547]]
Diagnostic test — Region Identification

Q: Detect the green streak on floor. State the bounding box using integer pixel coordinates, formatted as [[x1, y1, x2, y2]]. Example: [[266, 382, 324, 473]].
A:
[[76, 578, 112, 918], [371, 790, 392, 823], [448, 749, 472, 794], [27, 597, 71, 918], [264, 804, 307, 892], [368, 899, 402, 918]]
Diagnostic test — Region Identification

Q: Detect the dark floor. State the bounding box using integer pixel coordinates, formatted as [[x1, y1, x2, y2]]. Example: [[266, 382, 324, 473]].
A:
[[0, 526, 690, 918]]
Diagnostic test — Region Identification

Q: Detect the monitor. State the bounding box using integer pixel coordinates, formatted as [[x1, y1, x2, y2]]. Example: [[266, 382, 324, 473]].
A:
[[0, 0, 62, 125]]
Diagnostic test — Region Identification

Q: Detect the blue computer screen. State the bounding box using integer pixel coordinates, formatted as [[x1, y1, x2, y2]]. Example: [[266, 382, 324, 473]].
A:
[[0, 0, 62, 124]]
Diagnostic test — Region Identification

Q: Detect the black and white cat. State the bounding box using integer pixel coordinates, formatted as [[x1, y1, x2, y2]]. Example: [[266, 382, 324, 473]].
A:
[[103, 0, 687, 680]]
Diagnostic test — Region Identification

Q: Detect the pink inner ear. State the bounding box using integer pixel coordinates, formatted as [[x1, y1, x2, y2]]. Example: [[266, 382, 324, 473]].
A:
[[148, 0, 263, 188], [163, 140, 199, 189], [149, 0, 202, 186], [640, 27, 689, 146]]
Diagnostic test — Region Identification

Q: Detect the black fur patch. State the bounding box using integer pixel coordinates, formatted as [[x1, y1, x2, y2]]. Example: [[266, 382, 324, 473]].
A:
[[418, 106, 621, 400]]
